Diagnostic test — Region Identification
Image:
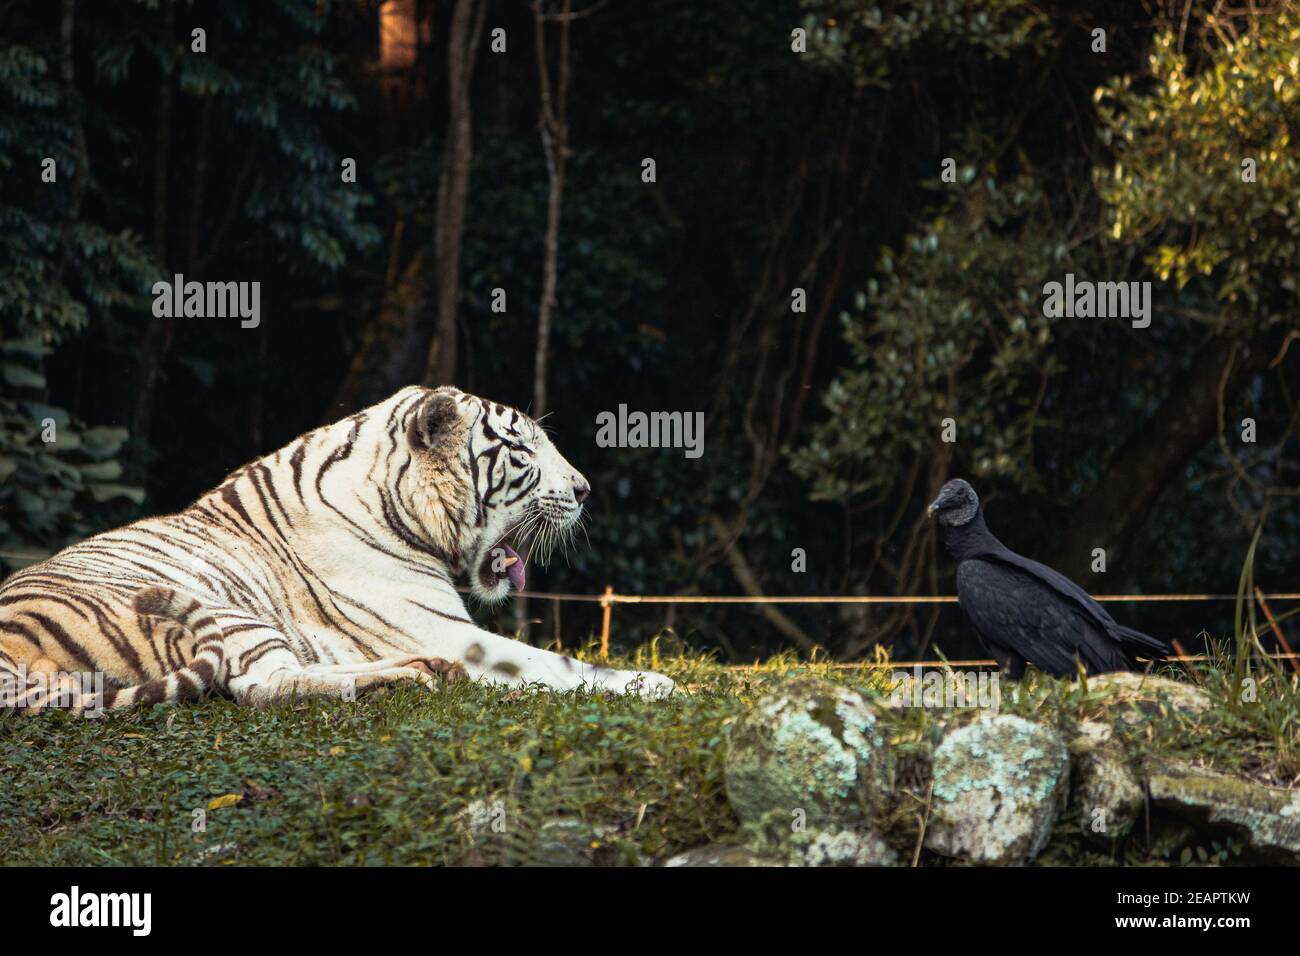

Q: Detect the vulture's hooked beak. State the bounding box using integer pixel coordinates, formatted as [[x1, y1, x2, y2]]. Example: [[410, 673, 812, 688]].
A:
[[927, 488, 952, 517]]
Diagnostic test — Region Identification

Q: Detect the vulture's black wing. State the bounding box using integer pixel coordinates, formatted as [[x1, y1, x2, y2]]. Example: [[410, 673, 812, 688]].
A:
[[984, 546, 1118, 622], [981, 546, 1169, 656], [956, 558, 1135, 676]]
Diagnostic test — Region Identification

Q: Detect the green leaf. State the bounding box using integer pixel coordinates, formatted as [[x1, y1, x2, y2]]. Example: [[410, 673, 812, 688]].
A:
[[87, 483, 146, 505], [2, 364, 47, 389], [79, 460, 124, 481], [80, 426, 130, 460]]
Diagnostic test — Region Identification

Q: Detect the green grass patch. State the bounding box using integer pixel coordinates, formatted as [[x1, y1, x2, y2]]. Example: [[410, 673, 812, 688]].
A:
[[0, 642, 1296, 866]]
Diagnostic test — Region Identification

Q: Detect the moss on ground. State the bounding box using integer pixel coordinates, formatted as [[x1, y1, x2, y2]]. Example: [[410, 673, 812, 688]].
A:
[[0, 643, 1295, 866]]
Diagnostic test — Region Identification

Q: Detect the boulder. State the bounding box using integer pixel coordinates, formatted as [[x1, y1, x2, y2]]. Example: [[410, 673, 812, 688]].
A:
[[1147, 762, 1300, 864], [532, 818, 603, 867], [457, 802, 630, 866], [925, 715, 1070, 864], [664, 844, 785, 867], [1068, 721, 1143, 841], [794, 827, 898, 867], [725, 677, 893, 834], [1087, 672, 1211, 723]]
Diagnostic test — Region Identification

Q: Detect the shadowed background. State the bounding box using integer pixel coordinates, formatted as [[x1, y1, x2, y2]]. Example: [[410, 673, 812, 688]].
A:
[[2, 0, 1298, 661]]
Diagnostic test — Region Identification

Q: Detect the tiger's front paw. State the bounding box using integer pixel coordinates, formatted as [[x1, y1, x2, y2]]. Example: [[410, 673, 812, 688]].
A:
[[400, 657, 469, 684]]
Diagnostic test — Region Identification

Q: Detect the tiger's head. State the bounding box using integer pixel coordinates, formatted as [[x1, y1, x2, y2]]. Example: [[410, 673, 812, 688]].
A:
[[398, 386, 590, 603]]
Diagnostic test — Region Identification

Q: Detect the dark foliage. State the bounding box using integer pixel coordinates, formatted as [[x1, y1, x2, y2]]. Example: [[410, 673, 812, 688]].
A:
[[2, 0, 1297, 661]]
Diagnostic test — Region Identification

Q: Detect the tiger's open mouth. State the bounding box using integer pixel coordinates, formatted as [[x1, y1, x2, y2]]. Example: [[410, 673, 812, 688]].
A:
[[478, 537, 525, 593]]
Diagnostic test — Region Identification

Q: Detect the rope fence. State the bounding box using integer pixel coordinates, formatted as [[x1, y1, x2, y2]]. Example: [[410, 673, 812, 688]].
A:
[[501, 586, 1300, 670], [5, 547, 1295, 671]]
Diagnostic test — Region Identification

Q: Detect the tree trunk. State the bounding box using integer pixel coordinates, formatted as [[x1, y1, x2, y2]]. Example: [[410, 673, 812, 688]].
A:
[[1054, 335, 1272, 580], [424, 0, 487, 388], [516, 0, 577, 637], [332, 0, 485, 411], [531, 0, 573, 418], [329, 250, 431, 414]]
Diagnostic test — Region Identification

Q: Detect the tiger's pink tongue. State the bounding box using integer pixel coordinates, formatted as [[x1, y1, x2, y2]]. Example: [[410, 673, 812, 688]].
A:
[[502, 543, 526, 592]]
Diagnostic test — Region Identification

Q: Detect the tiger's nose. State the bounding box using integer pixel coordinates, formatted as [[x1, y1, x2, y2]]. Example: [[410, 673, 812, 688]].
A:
[[572, 479, 590, 504]]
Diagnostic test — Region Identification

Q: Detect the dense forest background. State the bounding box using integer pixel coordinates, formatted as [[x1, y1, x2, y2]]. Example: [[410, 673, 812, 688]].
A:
[[2, 0, 1298, 662]]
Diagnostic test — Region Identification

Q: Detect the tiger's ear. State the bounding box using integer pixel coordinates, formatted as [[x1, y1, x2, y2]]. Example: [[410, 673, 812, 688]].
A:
[[408, 390, 461, 452]]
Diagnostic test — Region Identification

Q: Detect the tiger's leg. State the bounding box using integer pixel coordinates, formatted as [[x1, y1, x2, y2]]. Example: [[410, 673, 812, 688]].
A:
[[0, 645, 23, 715], [0, 645, 45, 716], [419, 623, 676, 699], [65, 589, 231, 715], [223, 629, 467, 707], [9, 657, 92, 715], [0, 627, 90, 715], [299, 657, 467, 679], [117, 588, 462, 710], [0, 639, 111, 717]]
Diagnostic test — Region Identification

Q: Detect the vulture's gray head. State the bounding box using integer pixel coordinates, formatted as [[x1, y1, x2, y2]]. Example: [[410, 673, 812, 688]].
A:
[[927, 478, 979, 528]]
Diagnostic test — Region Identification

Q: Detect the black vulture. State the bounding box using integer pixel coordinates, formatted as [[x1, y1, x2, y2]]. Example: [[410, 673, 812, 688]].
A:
[[927, 478, 1169, 678]]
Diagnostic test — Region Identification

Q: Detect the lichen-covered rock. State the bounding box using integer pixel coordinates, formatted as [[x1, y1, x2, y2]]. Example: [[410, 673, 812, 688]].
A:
[[725, 677, 893, 834], [1147, 762, 1300, 864], [1068, 721, 1143, 842], [794, 827, 898, 867], [1087, 672, 1211, 723], [925, 715, 1069, 865], [664, 844, 785, 867]]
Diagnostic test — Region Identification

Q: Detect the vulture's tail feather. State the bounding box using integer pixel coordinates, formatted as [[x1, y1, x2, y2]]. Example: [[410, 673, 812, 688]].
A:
[[1113, 624, 1170, 656]]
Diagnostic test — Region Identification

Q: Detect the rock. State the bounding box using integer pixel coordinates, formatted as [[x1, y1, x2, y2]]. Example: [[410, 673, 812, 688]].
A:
[[531, 818, 641, 866], [1068, 721, 1143, 841], [1087, 672, 1211, 723], [1147, 762, 1300, 864], [193, 841, 239, 864], [456, 802, 632, 866], [533, 818, 602, 867], [725, 677, 893, 834], [794, 827, 898, 867], [925, 715, 1070, 865], [664, 844, 785, 867]]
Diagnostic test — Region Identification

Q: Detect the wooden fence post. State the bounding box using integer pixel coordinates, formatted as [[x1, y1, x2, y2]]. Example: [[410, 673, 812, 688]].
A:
[[599, 585, 613, 660]]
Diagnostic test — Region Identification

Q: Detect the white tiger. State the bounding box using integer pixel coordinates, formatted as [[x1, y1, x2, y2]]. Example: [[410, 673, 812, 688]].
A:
[[0, 386, 675, 715]]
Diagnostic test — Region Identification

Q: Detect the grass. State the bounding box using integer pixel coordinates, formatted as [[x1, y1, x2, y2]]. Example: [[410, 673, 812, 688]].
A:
[[1, 636, 1297, 866]]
